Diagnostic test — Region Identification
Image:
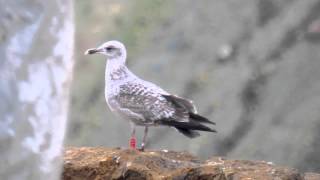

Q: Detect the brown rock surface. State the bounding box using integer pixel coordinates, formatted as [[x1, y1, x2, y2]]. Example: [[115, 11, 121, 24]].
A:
[[62, 147, 319, 180]]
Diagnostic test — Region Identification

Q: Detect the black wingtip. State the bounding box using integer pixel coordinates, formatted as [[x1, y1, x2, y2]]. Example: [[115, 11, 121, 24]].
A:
[[176, 128, 201, 138], [189, 112, 216, 125], [210, 128, 218, 133], [161, 120, 216, 133], [199, 125, 217, 133]]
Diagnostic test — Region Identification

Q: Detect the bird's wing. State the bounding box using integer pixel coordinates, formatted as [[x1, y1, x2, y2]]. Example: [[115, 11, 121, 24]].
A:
[[110, 81, 216, 136], [110, 82, 190, 123], [161, 94, 197, 113], [162, 94, 215, 125]]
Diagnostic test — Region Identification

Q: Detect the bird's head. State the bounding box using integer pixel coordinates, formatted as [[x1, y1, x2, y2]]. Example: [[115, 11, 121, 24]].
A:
[[85, 40, 127, 61]]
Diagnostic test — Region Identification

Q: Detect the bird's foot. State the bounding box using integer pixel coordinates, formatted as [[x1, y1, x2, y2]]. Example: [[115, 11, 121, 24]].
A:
[[129, 137, 136, 149], [137, 143, 145, 152]]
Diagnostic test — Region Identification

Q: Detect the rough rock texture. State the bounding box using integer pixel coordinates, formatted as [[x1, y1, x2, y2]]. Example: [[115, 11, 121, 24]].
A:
[[62, 147, 319, 180]]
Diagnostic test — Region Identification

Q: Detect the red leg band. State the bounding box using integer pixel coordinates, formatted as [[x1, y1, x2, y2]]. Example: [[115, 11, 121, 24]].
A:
[[129, 137, 136, 149]]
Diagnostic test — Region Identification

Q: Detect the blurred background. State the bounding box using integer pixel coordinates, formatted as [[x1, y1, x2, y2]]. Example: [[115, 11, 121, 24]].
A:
[[1, 0, 320, 179], [68, 0, 320, 172]]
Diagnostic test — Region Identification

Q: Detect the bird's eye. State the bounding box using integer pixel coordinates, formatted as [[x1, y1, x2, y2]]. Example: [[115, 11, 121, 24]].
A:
[[106, 47, 114, 51]]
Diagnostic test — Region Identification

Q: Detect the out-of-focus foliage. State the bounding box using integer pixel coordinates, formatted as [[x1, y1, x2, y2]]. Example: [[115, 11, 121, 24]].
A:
[[68, 0, 320, 172]]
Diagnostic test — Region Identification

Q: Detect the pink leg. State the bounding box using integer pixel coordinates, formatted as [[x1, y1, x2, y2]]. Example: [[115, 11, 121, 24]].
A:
[[140, 126, 148, 151]]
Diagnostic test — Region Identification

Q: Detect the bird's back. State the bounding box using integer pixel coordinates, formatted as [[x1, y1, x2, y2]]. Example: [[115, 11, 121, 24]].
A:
[[106, 76, 177, 124]]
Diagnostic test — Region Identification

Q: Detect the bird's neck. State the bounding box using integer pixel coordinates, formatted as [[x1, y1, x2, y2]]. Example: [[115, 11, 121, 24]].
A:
[[105, 58, 135, 82]]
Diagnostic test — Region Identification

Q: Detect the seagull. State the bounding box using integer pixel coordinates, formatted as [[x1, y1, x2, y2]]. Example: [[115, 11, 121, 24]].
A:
[[85, 40, 216, 150]]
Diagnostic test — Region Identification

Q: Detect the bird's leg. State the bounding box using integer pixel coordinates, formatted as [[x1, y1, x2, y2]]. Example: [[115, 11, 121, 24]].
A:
[[129, 123, 136, 149], [139, 126, 149, 151]]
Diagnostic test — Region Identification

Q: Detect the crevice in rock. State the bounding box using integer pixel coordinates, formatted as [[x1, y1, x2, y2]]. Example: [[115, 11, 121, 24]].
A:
[[216, 74, 267, 155], [215, 0, 320, 156], [266, 1, 320, 62], [257, 0, 279, 26]]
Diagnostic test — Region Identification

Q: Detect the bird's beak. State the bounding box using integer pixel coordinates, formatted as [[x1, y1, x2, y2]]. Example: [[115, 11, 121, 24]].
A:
[[84, 48, 103, 55]]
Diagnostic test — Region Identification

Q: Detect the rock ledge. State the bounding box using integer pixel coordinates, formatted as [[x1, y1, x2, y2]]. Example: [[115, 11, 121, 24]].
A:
[[63, 147, 319, 180]]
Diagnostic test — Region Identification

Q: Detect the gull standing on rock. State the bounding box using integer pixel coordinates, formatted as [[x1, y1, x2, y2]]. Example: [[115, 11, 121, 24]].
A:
[[85, 40, 216, 150]]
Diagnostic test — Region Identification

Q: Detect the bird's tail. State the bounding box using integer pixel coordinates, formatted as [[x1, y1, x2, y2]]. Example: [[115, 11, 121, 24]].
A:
[[160, 94, 216, 138], [161, 118, 217, 138]]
